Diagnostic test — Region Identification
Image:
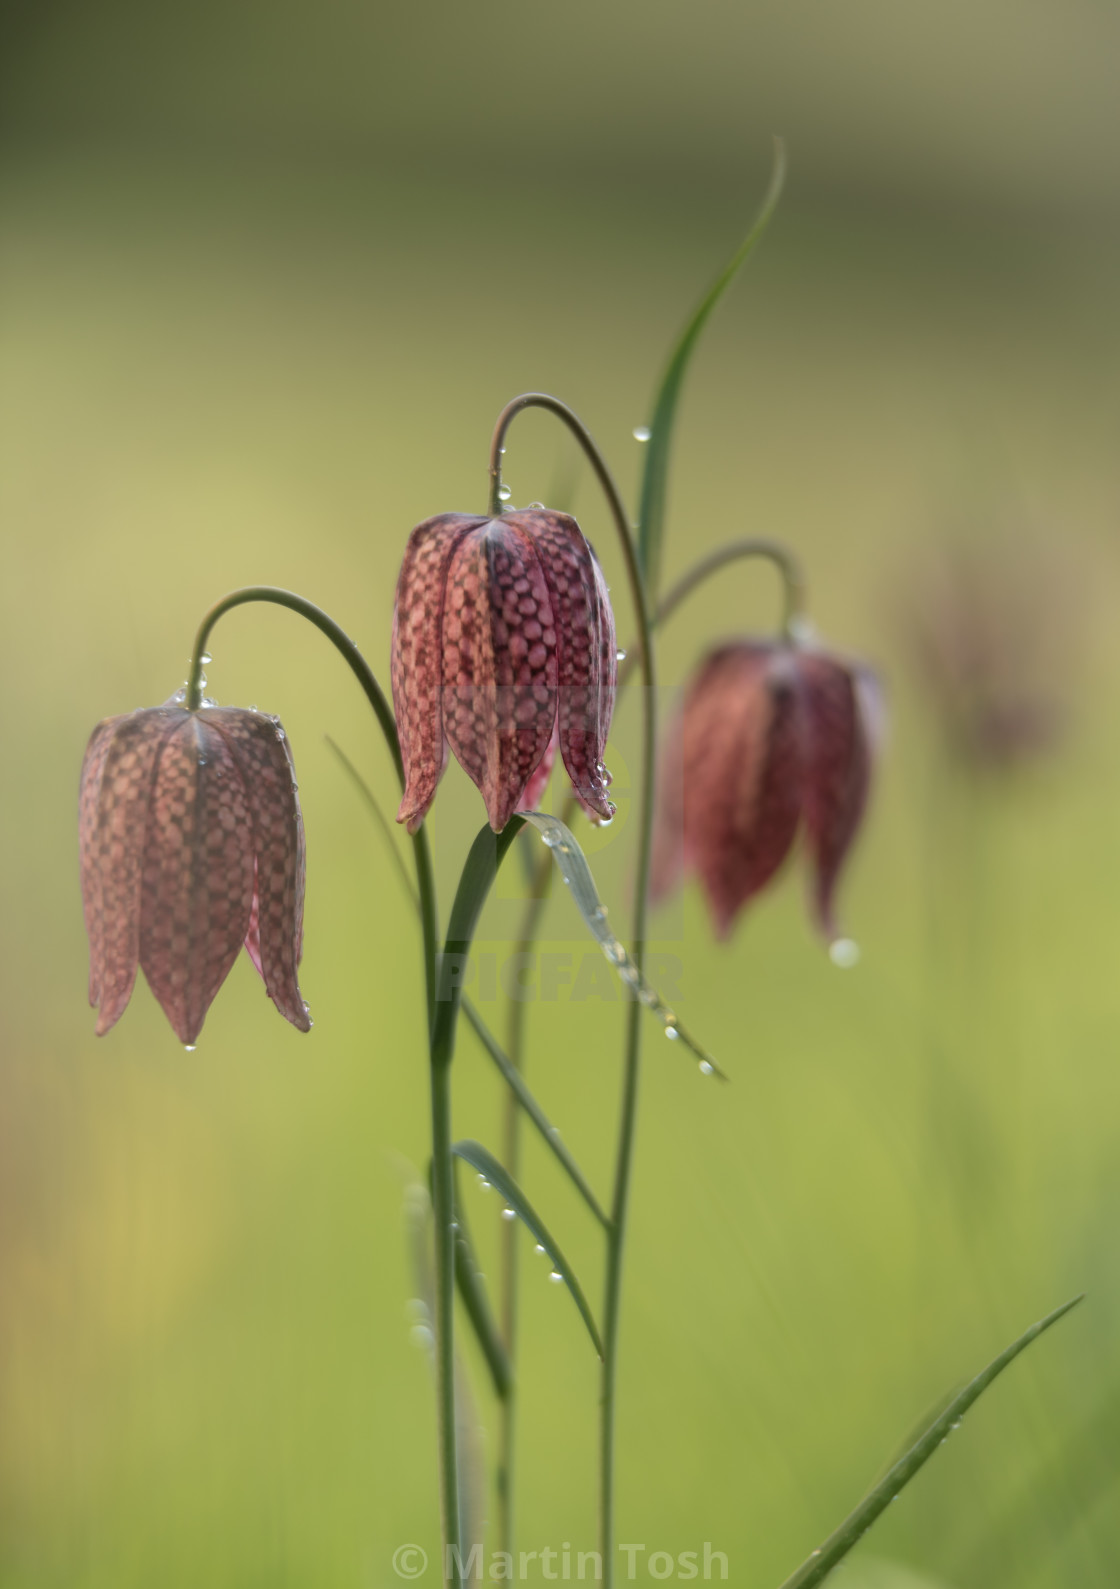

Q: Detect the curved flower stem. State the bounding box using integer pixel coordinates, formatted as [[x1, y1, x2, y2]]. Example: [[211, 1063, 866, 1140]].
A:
[[486, 396, 655, 1575], [185, 586, 438, 1020], [184, 586, 455, 1565], [651, 536, 807, 645]]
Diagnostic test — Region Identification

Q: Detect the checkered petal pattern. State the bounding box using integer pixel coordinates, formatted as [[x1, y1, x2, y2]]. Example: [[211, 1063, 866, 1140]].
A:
[[391, 509, 617, 833], [651, 640, 878, 943], [79, 700, 309, 1045]]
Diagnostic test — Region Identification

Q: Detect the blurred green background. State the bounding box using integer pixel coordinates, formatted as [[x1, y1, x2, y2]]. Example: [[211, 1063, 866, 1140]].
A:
[[3, 2, 1120, 1584]]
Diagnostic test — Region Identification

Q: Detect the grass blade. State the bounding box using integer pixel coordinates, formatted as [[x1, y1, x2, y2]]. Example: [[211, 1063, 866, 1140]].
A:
[[637, 138, 787, 596], [519, 811, 725, 1079], [461, 999, 610, 1228], [449, 1161, 512, 1400], [776, 1296, 1085, 1589], [451, 1138, 604, 1360]]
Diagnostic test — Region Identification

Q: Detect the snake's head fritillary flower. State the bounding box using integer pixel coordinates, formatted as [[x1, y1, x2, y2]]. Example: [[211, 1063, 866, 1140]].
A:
[[391, 509, 617, 833], [79, 699, 309, 1046], [651, 640, 881, 944]]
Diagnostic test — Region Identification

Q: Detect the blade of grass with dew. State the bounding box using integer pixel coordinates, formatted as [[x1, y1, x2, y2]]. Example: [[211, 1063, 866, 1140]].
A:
[[518, 811, 725, 1079], [451, 1139, 604, 1360], [636, 138, 787, 596], [776, 1296, 1084, 1589], [449, 1160, 512, 1400], [325, 747, 608, 1220]]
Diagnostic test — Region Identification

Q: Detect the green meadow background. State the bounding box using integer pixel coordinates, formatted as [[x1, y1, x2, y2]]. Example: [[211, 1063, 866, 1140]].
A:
[[3, 3, 1120, 1584]]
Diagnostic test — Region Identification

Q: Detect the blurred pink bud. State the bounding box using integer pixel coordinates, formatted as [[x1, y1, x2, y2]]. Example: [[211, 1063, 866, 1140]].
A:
[[651, 641, 880, 943], [391, 509, 617, 833], [79, 700, 309, 1046]]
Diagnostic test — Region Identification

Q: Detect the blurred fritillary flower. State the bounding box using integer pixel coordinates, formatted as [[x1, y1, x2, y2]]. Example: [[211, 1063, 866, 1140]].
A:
[[79, 699, 309, 1045], [651, 640, 880, 943], [900, 535, 1070, 770], [391, 509, 617, 833]]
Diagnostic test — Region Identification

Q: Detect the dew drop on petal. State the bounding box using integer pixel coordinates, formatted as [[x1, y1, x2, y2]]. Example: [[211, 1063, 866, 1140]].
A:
[[829, 938, 861, 968], [632, 425, 651, 442], [616, 648, 627, 662], [184, 1044, 197, 1053]]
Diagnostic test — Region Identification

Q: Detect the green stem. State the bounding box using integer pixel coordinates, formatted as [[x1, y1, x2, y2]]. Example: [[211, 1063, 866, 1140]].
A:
[[485, 397, 653, 1576], [652, 537, 807, 644], [184, 587, 447, 1552]]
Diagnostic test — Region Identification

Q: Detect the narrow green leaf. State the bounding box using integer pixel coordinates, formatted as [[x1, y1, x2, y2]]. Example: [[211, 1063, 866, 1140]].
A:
[[325, 735, 418, 907], [330, 764, 607, 1222], [637, 138, 787, 597], [461, 999, 610, 1228], [451, 1139, 604, 1360], [519, 811, 725, 1079], [432, 819, 525, 1068], [449, 1161, 512, 1401], [777, 1296, 1085, 1589]]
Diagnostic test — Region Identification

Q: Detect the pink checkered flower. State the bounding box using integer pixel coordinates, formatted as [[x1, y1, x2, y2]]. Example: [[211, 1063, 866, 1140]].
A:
[[391, 509, 617, 833], [651, 641, 880, 943], [79, 699, 309, 1045]]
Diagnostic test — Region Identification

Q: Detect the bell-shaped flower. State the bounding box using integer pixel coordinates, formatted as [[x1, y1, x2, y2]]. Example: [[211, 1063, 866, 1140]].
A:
[[391, 509, 617, 832], [79, 698, 309, 1045], [651, 640, 880, 943]]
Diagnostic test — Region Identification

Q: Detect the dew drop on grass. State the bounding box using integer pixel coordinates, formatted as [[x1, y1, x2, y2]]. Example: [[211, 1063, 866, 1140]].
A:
[[549, 1271, 563, 1284], [184, 1044, 196, 1053], [633, 426, 651, 442], [534, 1243, 547, 1256], [829, 937, 861, 968], [411, 1324, 434, 1350], [478, 1177, 491, 1191], [616, 648, 627, 662], [497, 484, 512, 503], [199, 651, 212, 665], [699, 1060, 714, 1075], [500, 1207, 517, 1221], [664, 1025, 679, 1042]]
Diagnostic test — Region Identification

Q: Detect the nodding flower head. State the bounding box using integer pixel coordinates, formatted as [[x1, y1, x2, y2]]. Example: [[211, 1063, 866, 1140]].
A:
[[391, 509, 617, 833], [79, 699, 309, 1046], [651, 640, 881, 944]]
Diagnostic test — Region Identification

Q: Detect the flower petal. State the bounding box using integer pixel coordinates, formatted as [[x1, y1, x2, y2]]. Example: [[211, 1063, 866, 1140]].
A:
[[684, 645, 804, 939], [797, 652, 876, 939], [137, 713, 256, 1045], [440, 519, 560, 831], [392, 513, 481, 833], [520, 724, 558, 813], [206, 709, 310, 1033], [79, 707, 181, 1036], [522, 510, 616, 822]]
